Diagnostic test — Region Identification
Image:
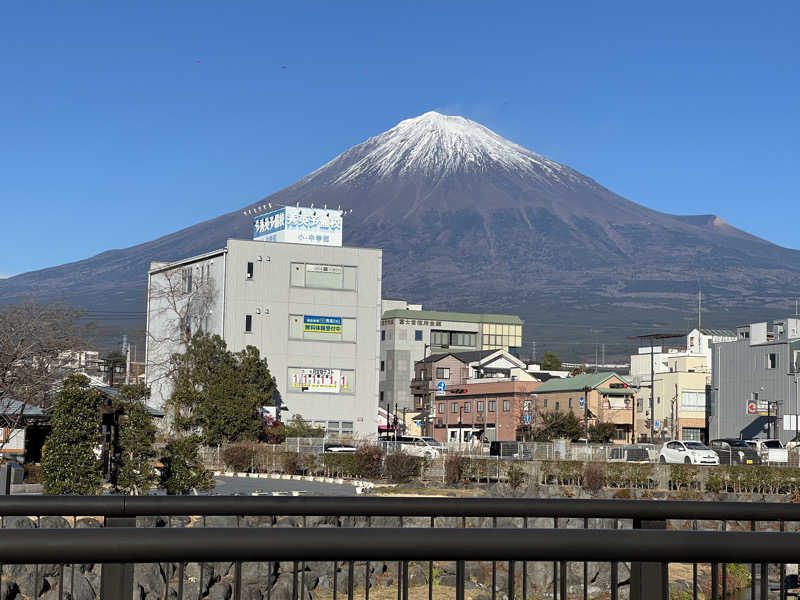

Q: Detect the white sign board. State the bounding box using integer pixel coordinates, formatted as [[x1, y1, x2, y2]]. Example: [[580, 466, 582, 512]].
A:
[[253, 206, 343, 246], [291, 368, 342, 393]]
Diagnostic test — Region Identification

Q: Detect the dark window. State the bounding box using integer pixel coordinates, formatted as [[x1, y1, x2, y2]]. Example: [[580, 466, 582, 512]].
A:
[[379, 391, 384, 402], [503, 399, 510, 411], [488, 400, 496, 412], [451, 402, 458, 413], [555, 401, 560, 411], [436, 367, 450, 379], [415, 330, 423, 341], [767, 353, 777, 369], [464, 402, 471, 413], [246, 262, 254, 279], [543, 398, 548, 409], [477, 401, 484, 412], [568, 398, 573, 408], [438, 402, 445, 413], [381, 330, 386, 341], [245, 314, 253, 333], [182, 268, 193, 293], [380, 361, 385, 372]]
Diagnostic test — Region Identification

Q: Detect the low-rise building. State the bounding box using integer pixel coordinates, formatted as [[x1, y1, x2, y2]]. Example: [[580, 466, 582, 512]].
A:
[[145, 237, 382, 439], [634, 355, 710, 442], [380, 301, 523, 412], [711, 318, 800, 444], [410, 349, 536, 443], [531, 373, 637, 443]]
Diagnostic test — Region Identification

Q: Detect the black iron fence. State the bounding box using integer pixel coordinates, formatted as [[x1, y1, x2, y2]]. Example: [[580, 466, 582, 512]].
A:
[[1, 497, 800, 600]]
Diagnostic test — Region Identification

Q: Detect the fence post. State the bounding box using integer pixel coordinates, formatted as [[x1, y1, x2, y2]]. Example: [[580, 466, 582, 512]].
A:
[[630, 518, 667, 600], [100, 516, 136, 600]]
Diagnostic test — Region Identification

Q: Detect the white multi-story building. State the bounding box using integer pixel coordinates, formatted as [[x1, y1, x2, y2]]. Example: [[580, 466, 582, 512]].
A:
[[145, 236, 382, 439]]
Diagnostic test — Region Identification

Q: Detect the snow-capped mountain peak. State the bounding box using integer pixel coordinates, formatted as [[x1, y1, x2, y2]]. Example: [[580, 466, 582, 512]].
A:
[[330, 111, 574, 184]]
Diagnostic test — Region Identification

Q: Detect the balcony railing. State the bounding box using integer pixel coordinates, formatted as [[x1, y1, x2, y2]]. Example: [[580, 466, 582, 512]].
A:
[[1, 496, 800, 600]]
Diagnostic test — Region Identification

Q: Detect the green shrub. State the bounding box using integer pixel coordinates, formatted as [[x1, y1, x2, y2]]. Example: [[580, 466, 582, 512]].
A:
[[222, 443, 255, 472], [322, 453, 357, 477], [354, 444, 384, 479], [445, 453, 463, 484], [384, 451, 423, 483], [705, 468, 728, 493], [669, 464, 697, 489]]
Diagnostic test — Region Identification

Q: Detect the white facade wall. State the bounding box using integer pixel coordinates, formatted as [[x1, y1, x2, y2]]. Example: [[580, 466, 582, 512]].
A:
[[146, 239, 382, 439]]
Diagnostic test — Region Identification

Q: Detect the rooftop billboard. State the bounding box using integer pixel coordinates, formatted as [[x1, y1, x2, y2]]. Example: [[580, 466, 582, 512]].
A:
[[253, 206, 343, 246]]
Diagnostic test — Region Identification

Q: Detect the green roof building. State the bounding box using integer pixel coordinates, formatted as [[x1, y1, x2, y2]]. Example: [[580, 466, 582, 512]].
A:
[[380, 299, 524, 412]]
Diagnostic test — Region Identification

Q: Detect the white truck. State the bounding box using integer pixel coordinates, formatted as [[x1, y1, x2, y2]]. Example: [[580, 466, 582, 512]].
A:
[[745, 438, 788, 464]]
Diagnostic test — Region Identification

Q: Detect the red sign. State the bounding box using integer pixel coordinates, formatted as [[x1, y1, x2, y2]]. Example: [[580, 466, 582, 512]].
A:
[[747, 402, 757, 414]]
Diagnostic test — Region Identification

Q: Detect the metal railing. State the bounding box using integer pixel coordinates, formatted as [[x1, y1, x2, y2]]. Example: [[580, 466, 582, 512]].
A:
[[2, 496, 799, 600]]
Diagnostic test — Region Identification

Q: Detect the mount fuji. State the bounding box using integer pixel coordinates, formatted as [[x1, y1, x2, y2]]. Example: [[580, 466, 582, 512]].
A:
[[2, 111, 799, 355]]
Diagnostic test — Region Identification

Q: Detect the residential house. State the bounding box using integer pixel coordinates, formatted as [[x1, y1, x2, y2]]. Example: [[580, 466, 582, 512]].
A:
[[531, 373, 637, 443]]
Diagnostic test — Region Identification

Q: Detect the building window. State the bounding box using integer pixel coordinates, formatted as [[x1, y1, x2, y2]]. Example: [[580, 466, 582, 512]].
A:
[[451, 402, 458, 413], [438, 402, 445, 414], [503, 399, 510, 412], [464, 402, 471, 413], [431, 330, 477, 347], [289, 315, 355, 342], [381, 330, 386, 341], [246, 262, 254, 279], [682, 427, 703, 442], [488, 400, 496, 412], [436, 368, 450, 379], [568, 398, 573, 408], [767, 353, 777, 369], [614, 428, 627, 441], [290, 262, 357, 290], [681, 392, 706, 410], [415, 330, 423, 341], [555, 401, 560, 411], [245, 314, 253, 333], [380, 361, 385, 372], [379, 391, 384, 402], [182, 268, 193, 293], [543, 398, 548, 409], [477, 401, 484, 412]]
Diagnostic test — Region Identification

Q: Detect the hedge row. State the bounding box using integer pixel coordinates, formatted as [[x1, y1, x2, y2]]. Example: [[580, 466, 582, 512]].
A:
[[220, 443, 424, 483]]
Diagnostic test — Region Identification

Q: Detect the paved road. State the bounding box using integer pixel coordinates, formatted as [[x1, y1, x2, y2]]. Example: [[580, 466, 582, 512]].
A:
[[209, 476, 357, 496]]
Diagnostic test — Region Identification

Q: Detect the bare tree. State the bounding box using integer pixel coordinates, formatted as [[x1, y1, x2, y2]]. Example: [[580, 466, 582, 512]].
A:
[[0, 300, 87, 450], [145, 261, 217, 411]]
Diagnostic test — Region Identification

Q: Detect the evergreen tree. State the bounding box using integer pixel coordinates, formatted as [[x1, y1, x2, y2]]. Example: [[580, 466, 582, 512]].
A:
[[531, 410, 583, 442], [41, 374, 102, 495], [540, 352, 562, 371], [160, 436, 213, 495], [115, 384, 157, 495], [168, 332, 275, 444]]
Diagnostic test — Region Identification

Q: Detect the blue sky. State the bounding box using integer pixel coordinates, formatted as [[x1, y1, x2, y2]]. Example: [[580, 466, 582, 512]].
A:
[[1, 1, 798, 277]]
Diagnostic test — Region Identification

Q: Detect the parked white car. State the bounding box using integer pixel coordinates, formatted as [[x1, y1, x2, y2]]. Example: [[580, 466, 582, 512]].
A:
[[658, 441, 720, 465]]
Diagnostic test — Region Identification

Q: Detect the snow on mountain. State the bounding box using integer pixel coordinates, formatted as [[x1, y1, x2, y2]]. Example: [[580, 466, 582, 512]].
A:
[[318, 111, 579, 185]]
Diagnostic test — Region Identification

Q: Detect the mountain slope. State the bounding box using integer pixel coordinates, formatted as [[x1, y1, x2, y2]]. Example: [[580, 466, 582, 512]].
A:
[[2, 112, 799, 355]]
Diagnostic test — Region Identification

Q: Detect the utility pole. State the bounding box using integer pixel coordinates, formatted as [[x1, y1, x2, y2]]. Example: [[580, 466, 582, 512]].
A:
[[628, 332, 684, 443]]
